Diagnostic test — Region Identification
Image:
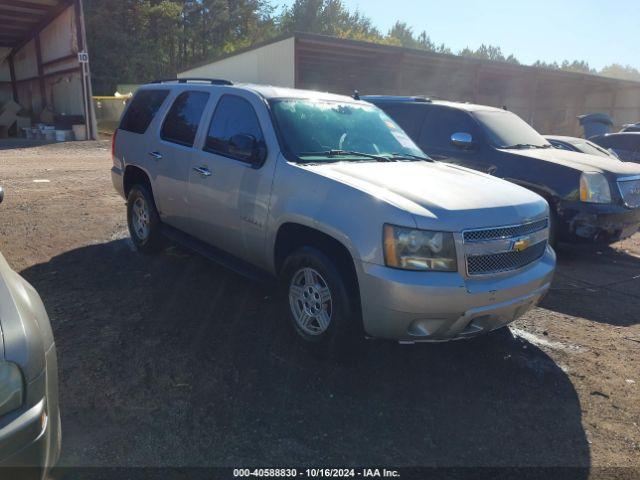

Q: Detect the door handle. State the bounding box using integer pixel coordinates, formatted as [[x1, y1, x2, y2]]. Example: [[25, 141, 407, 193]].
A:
[[148, 151, 163, 160], [193, 166, 212, 177]]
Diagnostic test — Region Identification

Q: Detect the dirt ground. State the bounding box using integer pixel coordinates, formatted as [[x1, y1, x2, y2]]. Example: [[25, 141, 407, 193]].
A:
[[0, 140, 638, 474]]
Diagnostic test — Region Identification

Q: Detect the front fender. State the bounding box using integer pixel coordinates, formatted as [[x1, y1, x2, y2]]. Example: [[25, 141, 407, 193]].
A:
[[0, 255, 50, 382], [265, 160, 416, 273]]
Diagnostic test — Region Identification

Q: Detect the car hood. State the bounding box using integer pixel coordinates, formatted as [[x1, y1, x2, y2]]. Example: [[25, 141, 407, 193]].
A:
[[303, 160, 548, 231], [506, 147, 640, 176]]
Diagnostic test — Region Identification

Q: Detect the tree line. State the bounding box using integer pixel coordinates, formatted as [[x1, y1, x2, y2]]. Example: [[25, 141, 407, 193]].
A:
[[84, 0, 640, 95]]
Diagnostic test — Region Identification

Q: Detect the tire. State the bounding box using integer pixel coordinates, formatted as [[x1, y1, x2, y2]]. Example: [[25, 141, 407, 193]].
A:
[[280, 247, 360, 355], [127, 184, 162, 253]]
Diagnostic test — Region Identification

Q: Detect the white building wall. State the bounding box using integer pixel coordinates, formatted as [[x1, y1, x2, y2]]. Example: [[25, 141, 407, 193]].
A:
[[179, 37, 295, 87]]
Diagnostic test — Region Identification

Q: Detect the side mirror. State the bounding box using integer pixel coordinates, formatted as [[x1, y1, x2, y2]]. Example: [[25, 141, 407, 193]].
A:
[[0, 187, 4, 204], [229, 134, 266, 166], [451, 132, 475, 150]]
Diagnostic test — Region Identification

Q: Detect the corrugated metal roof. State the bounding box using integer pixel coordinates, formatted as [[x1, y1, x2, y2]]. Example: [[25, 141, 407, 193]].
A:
[[0, 0, 73, 51], [181, 32, 640, 89]]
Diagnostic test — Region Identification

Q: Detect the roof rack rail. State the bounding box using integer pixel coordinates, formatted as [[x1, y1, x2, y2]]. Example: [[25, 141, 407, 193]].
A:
[[360, 95, 432, 103], [151, 78, 233, 86]]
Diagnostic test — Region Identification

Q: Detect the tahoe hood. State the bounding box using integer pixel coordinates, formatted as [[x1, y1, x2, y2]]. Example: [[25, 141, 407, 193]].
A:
[[302, 160, 548, 232]]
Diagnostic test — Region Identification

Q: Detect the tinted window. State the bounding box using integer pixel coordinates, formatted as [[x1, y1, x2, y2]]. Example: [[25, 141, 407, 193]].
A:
[[593, 136, 613, 148], [119, 89, 169, 134], [376, 103, 428, 139], [420, 107, 479, 149], [617, 135, 639, 151], [473, 110, 549, 148], [595, 135, 639, 151], [161, 91, 210, 147], [205, 95, 264, 159]]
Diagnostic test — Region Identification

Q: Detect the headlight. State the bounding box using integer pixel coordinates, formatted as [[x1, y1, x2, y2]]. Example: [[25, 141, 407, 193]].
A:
[[0, 362, 23, 417], [383, 224, 457, 271], [580, 172, 611, 204]]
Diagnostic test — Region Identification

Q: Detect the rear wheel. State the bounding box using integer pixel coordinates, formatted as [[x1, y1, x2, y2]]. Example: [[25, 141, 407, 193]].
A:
[[280, 247, 360, 354], [127, 184, 162, 253]]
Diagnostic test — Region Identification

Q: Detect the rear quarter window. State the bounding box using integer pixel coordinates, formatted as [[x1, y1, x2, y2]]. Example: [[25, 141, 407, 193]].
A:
[[161, 91, 210, 147], [596, 135, 639, 151], [119, 89, 170, 134], [375, 103, 427, 139]]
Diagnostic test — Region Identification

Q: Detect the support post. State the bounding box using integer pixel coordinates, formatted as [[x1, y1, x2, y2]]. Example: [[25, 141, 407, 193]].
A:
[[8, 54, 18, 103], [74, 0, 96, 139], [35, 33, 47, 110]]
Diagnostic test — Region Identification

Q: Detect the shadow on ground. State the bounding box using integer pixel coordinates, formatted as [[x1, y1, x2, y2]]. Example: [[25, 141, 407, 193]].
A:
[[21, 240, 590, 470], [0, 139, 57, 150], [542, 244, 640, 326]]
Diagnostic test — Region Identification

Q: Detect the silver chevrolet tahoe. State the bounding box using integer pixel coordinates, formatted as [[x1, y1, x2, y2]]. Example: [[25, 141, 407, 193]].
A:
[[0, 188, 61, 477], [111, 80, 556, 349]]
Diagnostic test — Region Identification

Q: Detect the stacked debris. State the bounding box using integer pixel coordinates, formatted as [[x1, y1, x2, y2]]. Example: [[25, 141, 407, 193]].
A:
[[0, 100, 29, 138]]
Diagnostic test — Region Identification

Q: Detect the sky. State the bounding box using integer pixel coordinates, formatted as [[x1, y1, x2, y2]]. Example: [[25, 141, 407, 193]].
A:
[[279, 0, 639, 71]]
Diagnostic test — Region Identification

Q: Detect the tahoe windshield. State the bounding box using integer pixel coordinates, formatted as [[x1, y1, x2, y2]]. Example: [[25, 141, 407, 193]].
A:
[[474, 110, 551, 149], [270, 99, 426, 162]]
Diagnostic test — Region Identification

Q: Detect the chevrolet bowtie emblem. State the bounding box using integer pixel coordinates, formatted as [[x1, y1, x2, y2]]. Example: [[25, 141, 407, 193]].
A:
[[512, 237, 531, 252]]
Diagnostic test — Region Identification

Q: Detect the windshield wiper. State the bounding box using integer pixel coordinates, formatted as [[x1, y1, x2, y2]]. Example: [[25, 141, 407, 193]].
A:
[[390, 152, 434, 162], [298, 150, 392, 162], [500, 143, 551, 150]]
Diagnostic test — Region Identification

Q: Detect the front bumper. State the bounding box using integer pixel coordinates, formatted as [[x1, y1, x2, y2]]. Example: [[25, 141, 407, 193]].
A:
[[0, 399, 53, 479], [558, 201, 640, 243], [0, 345, 60, 479], [359, 247, 555, 341]]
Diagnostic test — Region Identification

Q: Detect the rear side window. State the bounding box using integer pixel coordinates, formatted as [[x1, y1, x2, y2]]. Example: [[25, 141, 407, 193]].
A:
[[376, 103, 427, 139], [420, 107, 479, 149], [593, 136, 613, 148], [204, 95, 265, 159], [161, 91, 210, 147], [602, 135, 640, 151], [119, 89, 169, 134]]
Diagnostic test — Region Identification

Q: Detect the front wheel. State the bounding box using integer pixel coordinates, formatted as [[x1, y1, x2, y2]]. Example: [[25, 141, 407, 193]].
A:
[[280, 247, 360, 353], [127, 184, 162, 253]]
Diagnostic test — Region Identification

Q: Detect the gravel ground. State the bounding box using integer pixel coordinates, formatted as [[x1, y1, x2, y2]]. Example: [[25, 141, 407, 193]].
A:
[[0, 140, 638, 474]]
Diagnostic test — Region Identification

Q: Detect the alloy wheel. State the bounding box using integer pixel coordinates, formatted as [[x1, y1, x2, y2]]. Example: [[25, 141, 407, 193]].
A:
[[289, 267, 333, 336]]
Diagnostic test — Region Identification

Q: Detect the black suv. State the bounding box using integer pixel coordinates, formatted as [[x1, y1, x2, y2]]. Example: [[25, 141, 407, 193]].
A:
[[590, 132, 640, 162], [365, 96, 640, 245]]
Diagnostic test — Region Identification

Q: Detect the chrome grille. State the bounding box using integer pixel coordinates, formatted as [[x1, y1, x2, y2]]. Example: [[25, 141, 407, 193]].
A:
[[467, 241, 547, 276], [618, 178, 640, 208], [463, 219, 549, 243]]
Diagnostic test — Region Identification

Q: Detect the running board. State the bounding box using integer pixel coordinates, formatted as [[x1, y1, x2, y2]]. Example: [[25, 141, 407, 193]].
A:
[[161, 225, 274, 283]]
